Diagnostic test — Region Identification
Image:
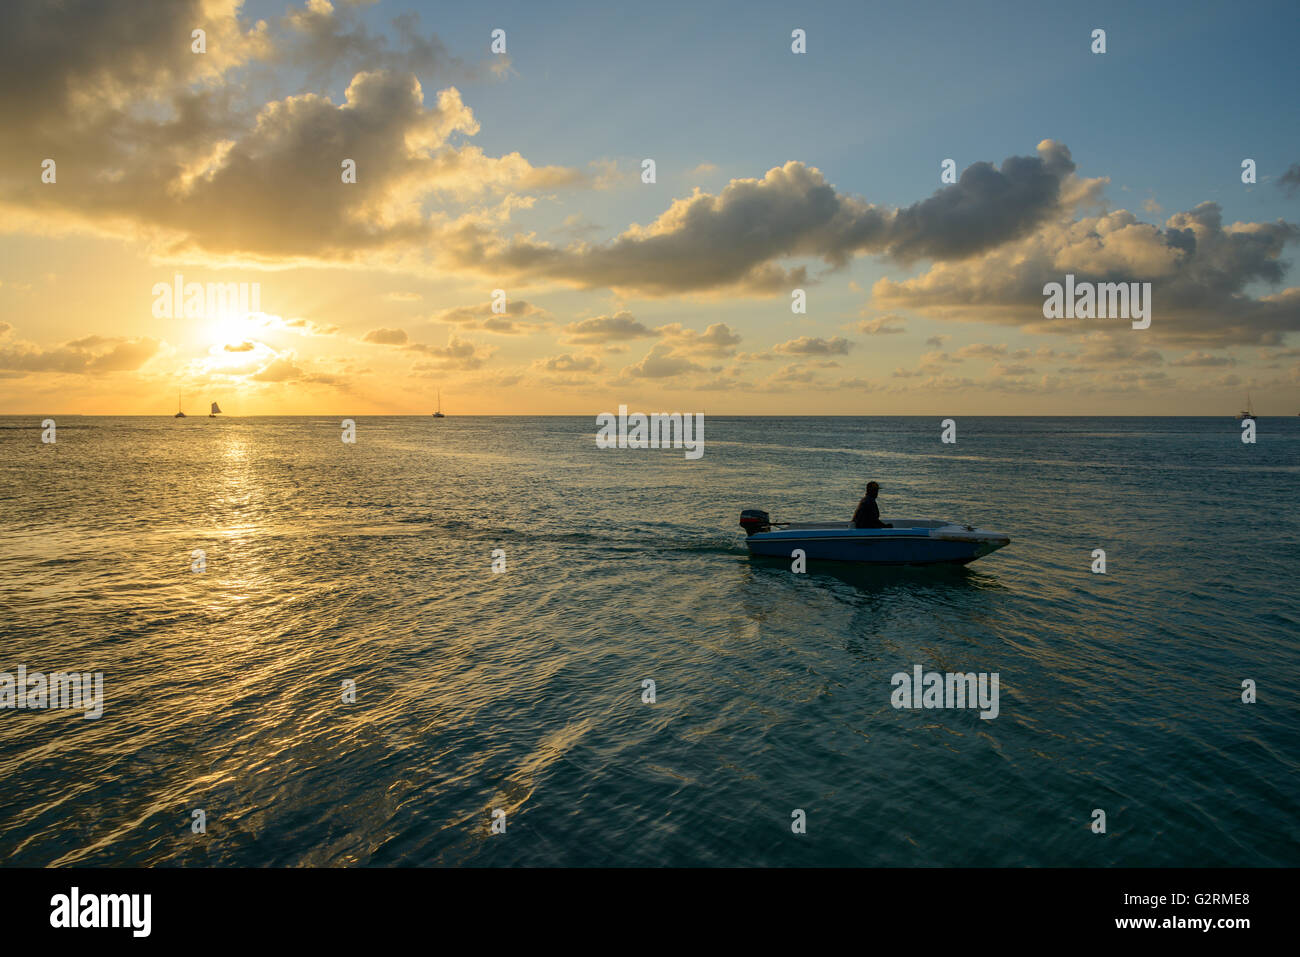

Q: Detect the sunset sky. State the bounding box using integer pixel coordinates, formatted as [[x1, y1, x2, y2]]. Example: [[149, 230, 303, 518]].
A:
[[1, 0, 1297, 415]]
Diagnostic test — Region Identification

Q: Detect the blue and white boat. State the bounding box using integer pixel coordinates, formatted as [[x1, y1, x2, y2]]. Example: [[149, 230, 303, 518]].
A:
[[739, 509, 1011, 566]]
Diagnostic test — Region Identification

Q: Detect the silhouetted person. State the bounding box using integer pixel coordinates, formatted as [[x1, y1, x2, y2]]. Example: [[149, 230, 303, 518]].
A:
[[852, 481, 892, 529]]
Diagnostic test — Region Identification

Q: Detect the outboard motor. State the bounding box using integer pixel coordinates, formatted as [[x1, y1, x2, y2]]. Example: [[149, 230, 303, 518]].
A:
[[739, 509, 771, 536]]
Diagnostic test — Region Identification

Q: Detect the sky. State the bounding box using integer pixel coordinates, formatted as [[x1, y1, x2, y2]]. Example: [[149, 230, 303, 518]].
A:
[[1, 0, 1298, 415]]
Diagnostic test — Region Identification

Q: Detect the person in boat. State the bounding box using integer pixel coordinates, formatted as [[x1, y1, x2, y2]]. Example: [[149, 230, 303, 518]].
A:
[[852, 481, 892, 529]]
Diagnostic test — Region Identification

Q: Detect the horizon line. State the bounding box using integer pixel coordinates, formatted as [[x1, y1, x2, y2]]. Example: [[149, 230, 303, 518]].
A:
[[0, 413, 1288, 419]]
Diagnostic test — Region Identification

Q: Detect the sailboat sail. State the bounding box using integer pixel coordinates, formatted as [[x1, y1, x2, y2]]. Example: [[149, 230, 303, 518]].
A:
[[211, 402, 222, 415]]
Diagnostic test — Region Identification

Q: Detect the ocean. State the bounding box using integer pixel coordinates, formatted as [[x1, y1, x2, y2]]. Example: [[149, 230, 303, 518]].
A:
[[1, 415, 1297, 866]]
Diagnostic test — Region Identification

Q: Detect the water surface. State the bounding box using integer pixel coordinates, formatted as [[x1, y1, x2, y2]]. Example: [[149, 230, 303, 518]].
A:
[[1, 416, 1296, 866]]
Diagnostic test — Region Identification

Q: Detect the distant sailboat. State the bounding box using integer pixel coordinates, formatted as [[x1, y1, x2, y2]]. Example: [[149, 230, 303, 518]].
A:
[[174, 391, 186, 418], [1237, 393, 1255, 421], [209, 401, 222, 418], [432, 390, 446, 418]]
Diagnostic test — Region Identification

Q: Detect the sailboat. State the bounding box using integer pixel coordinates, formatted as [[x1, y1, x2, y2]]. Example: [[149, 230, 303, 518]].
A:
[[174, 391, 186, 418], [432, 390, 446, 418], [209, 401, 222, 418], [1237, 393, 1255, 421]]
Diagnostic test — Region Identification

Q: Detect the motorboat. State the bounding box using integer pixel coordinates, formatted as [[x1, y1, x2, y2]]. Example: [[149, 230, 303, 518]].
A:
[[739, 509, 1011, 566]]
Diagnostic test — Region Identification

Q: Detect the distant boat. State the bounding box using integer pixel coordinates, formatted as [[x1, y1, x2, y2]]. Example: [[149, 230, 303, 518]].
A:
[[209, 401, 222, 418], [432, 390, 446, 418], [174, 391, 186, 418], [1237, 393, 1255, 421]]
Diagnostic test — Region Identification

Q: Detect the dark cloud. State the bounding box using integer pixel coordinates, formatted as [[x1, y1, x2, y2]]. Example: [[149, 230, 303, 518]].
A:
[[452, 142, 1082, 295], [0, 5, 581, 260], [887, 141, 1077, 263], [875, 202, 1300, 346], [279, 3, 466, 91], [562, 312, 656, 344], [1279, 163, 1300, 197]]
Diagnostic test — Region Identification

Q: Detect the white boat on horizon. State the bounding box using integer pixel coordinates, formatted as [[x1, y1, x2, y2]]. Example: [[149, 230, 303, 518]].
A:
[[739, 509, 1011, 566]]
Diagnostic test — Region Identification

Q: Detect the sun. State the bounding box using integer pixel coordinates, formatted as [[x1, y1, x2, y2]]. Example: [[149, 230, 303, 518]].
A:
[[208, 310, 256, 349]]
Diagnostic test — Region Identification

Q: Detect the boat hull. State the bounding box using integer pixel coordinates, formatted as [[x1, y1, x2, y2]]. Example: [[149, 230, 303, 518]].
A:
[[743, 523, 1010, 566]]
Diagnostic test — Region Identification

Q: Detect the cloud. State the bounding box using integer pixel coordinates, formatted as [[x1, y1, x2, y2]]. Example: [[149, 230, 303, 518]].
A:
[[1075, 333, 1164, 366], [260, 315, 339, 336], [444, 142, 1087, 295], [362, 327, 409, 345], [886, 140, 1083, 263], [408, 335, 491, 369], [919, 350, 961, 367], [1280, 163, 1300, 197], [0, 334, 163, 375], [992, 363, 1036, 377], [554, 213, 603, 239], [278, 1, 469, 90], [251, 355, 305, 382], [223, 340, 257, 352], [856, 314, 907, 335], [561, 311, 656, 343], [1170, 351, 1236, 367], [0, 0, 269, 122], [954, 343, 1007, 359], [0, 4, 583, 261], [773, 336, 853, 356], [620, 343, 706, 379], [536, 354, 601, 374], [655, 322, 742, 357], [873, 201, 1299, 345], [434, 298, 550, 334]]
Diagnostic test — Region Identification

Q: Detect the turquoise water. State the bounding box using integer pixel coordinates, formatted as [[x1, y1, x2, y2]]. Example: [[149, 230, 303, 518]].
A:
[[0, 415, 1297, 866]]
